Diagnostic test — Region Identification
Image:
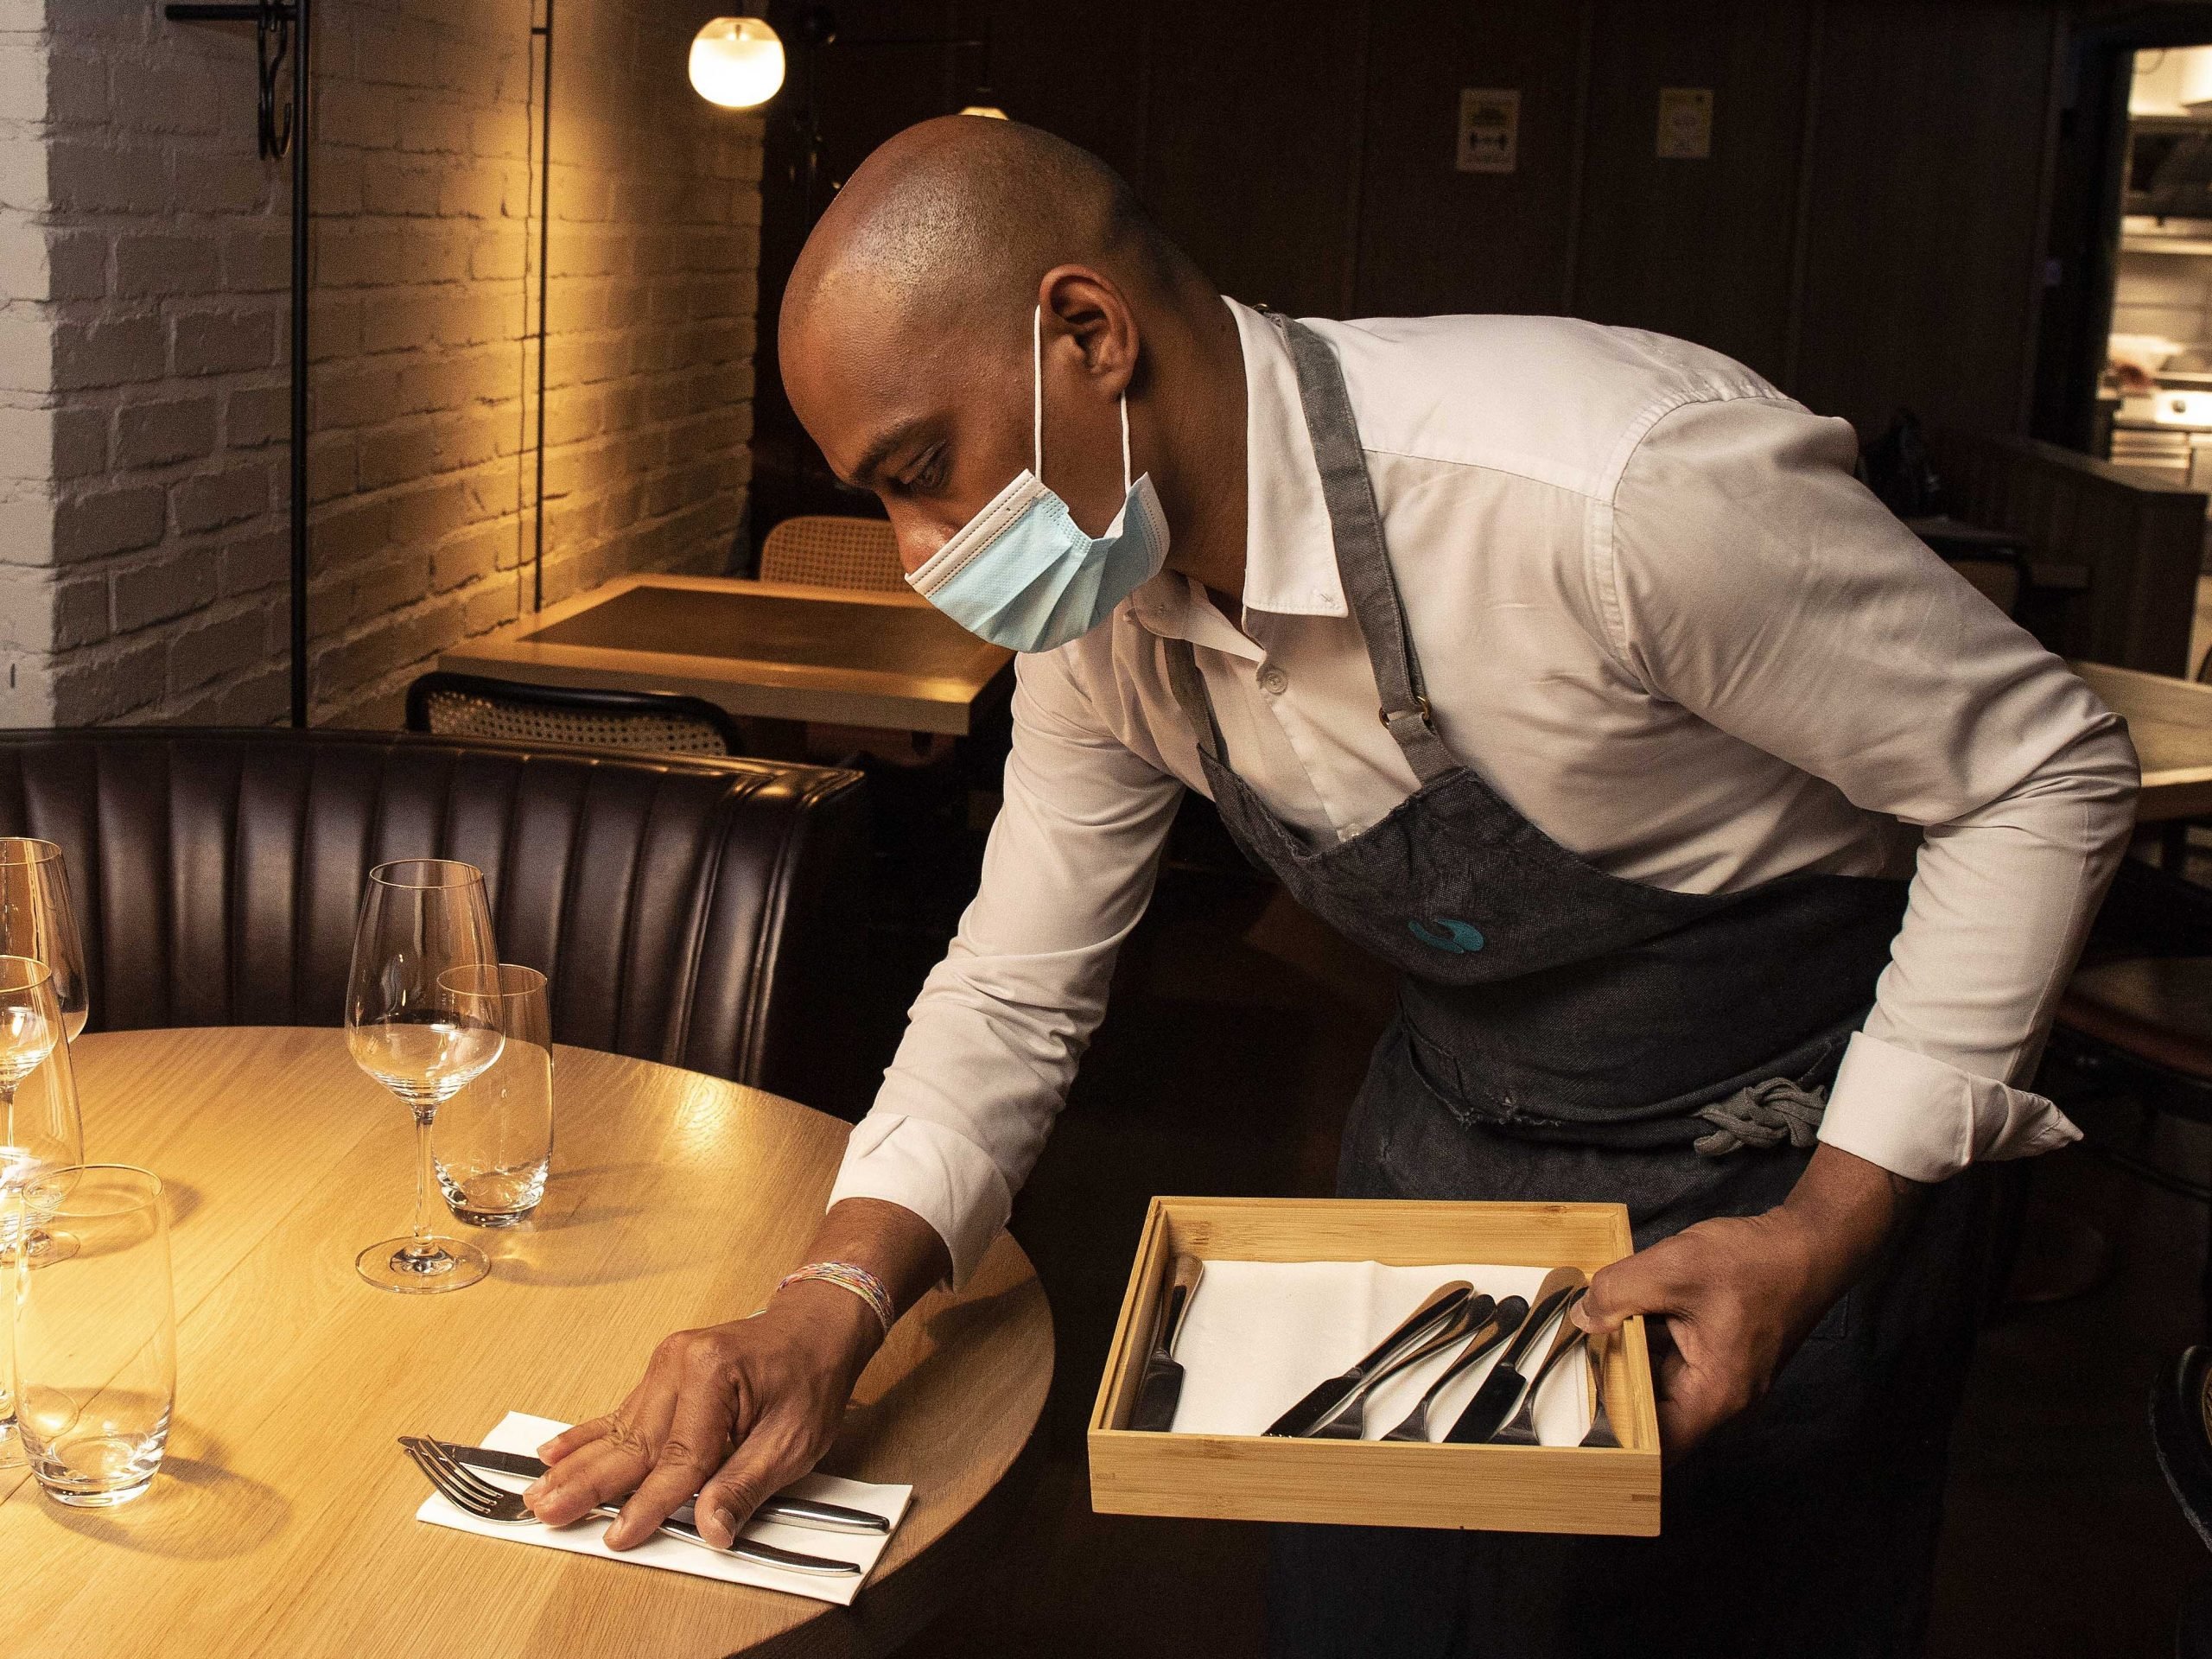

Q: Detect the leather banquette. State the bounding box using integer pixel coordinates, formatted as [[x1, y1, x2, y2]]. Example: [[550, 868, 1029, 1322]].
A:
[[0, 728, 873, 1117]]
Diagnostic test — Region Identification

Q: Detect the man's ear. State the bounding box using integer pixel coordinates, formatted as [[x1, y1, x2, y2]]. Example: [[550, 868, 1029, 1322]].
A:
[[1038, 264, 1138, 401]]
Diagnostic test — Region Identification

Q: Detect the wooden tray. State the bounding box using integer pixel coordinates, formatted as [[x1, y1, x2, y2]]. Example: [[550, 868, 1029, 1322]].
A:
[[1087, 1196, 1662, 1535]]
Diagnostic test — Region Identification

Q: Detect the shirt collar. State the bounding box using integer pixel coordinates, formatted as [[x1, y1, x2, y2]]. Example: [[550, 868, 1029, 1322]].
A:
[[1122, 297, 1347, 652], [1225, 296, 1346, 620]]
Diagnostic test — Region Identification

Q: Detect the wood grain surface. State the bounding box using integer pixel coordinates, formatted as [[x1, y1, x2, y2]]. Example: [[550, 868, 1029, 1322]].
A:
[[3, 1028, 1051, 1659], [2074, 661, 2212, 823], [440, 575, 1013, 736]]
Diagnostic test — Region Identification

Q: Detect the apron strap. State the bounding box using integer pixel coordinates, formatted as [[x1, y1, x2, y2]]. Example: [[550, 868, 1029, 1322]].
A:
[[1272, 315, 1458, 785], [1162, 312, 1460, 785]]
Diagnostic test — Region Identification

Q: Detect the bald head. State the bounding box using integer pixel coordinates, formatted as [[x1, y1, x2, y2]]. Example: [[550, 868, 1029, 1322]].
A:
[[777, 117, 1244, 595], [784, 117, 1190, 352]]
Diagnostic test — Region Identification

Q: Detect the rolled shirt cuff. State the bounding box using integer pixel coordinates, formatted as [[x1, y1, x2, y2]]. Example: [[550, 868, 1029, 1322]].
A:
[[1816, 1029, 2081, 1184], [826, 1112, 1014, 1291]]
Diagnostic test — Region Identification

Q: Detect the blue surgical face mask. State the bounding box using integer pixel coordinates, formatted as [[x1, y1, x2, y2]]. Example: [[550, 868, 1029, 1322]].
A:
[[905, 306, 1169, 652]]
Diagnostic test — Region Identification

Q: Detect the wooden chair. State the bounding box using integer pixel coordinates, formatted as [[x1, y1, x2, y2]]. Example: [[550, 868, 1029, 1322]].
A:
[[406, 671, 746, 760], [759, 514, 906, 594]]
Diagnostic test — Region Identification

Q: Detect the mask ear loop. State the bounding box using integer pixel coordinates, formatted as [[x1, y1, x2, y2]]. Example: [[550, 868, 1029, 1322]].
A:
[[1036, 302, 1133, 495], [1032, 304, 1045, 480], [1120, 392, 1131, 494]]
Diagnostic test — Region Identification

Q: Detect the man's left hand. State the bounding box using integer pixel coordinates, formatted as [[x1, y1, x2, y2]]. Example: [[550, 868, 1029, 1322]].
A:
[[1573, 1142, 1920, 1460]]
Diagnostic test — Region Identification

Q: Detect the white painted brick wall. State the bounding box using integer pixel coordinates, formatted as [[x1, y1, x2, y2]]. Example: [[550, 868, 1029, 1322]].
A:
[[0, 0, 762, 728]]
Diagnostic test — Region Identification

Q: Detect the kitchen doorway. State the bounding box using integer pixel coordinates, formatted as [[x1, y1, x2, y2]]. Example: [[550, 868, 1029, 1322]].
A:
[[2036, 9, 2212, 678], [2107, 45, 2212, 673]]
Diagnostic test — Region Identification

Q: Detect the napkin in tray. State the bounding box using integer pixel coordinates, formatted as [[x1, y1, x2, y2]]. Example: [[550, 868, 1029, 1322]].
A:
[[413, 1411, 912, 1605], [1166, 1260, 1592, 1444]]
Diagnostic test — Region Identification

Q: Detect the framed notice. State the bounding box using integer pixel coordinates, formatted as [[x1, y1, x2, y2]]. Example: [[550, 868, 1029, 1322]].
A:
[[1656, 87, 1713, 159], [1456, 88, 1519, 174]]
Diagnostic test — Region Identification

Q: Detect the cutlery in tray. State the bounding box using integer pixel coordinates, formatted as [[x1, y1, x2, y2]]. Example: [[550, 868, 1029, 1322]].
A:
[[1089, 1197, 1659, 1536], [1152, 1259, 1608, 1446]]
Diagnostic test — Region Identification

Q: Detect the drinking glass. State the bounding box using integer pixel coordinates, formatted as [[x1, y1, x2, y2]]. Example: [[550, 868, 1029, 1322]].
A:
[[433, 963, 552, 1226], [0, 957, 83, 1266], [0, 838, 87, 1042], [12, 1165, 175, 1505], [345, 860, 505, 1294]]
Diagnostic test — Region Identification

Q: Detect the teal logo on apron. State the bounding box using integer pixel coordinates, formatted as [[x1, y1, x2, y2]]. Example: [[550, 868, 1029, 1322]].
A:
[[1408, 917, 1485, 953]]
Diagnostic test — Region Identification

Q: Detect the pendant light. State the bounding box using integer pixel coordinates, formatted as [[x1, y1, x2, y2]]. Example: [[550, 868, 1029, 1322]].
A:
[[690, 16, 786, 109]]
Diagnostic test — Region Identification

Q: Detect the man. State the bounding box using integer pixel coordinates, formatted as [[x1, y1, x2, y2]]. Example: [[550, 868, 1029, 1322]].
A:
[[525, 117, 2137, 1654]]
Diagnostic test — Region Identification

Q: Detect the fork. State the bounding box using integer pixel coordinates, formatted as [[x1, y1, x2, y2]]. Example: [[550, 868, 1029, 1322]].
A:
[[399, 1437, 861, 1577], [1312, 1294, 1494, 1440], [1490, 1287, 1590, 1446], [1579, 1325, 1622, 1448]]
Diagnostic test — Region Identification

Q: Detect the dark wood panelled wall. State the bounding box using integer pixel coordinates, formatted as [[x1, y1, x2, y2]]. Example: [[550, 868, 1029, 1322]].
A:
[[748, 0, 2073, 537]]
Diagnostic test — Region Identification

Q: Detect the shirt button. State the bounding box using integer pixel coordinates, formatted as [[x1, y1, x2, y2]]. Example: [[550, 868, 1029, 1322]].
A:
[[1258, 665, 1288, 696]]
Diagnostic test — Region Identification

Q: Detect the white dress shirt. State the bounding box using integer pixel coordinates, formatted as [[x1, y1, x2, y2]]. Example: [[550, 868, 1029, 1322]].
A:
[[831, 297, 2140, 1285]]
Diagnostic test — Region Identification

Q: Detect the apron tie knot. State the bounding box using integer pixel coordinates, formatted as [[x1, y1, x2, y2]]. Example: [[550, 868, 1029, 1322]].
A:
[[1691, 1077, 1828, 1158]]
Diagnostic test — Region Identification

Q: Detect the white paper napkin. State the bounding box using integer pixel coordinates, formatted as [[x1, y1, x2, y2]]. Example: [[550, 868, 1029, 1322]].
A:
[[412, 1411, 912, 1605], [1166, 1261, 1592, 1445]]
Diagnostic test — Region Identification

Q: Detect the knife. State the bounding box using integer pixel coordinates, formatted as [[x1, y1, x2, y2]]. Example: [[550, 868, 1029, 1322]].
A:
[[1443, 1265, 1588, 1445], [1263, 1280, 1475, 1439], [1128, 1254, 1205, 1432], [428, 1440, 891, 1535]]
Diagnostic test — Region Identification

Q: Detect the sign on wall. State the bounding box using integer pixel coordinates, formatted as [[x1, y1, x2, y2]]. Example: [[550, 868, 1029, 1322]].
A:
[[1456, 89, 1520, 174], [1656, 87, 1713, 159]]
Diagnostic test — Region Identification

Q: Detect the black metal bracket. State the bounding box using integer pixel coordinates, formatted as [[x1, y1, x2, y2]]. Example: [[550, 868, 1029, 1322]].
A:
[[163, 1, 297, 159], [164, 0, 311, 725]]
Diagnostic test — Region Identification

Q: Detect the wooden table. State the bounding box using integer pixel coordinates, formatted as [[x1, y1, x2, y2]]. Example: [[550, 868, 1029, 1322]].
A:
[[440, 575, 1014, 738], [3, 1029, 1052, 1659], [2073, 660, 2212, 822]]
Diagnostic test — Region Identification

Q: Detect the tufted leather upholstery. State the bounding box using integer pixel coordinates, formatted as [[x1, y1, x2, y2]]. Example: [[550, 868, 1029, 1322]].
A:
[[0, 728, 874, 1117]]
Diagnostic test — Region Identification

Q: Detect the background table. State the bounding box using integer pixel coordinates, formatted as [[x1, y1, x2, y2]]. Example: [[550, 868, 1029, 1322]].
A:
[[2072, 660, 2212, 822], [3, 1029, 1052, 1659], [441, 575, 1014, 738]]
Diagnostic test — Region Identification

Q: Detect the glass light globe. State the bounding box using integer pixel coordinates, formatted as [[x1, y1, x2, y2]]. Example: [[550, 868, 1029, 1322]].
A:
[[959, 105, 1009, 120], [690, 17, 785, 109]]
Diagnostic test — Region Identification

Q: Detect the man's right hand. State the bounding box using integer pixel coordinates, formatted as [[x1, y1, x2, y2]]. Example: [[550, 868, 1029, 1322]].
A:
[[524, 1281, 879, 1548], [521, 1197, 950, 1550]]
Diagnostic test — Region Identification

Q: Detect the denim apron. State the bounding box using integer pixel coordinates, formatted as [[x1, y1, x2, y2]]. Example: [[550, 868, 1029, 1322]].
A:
[[1167, 316, 1993, 1658]]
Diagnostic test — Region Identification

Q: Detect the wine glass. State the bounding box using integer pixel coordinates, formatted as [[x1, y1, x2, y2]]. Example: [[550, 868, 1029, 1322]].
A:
[[0, 839, 88, 1041], [345, 860, 505, 1294], [0, 956, 82, 1264], [0, 957, 85, 1468]]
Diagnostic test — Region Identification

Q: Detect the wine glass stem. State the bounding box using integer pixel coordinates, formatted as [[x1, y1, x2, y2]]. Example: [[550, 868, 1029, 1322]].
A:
[[411, 1111, 437, 1248], [0, 1075, 37, 1261], [0, 1075, 14, 1248]]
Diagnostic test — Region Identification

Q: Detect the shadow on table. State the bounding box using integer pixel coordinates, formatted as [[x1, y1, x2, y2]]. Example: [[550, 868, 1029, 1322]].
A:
[[29, 1446, 289, 1560], [157, 1178, 202, 1230], [507, 1163, 645, 1236], [473, 1234, 673, 1292], [836, 1275, 1049, 1468], [437, 1161, 669, 1288]]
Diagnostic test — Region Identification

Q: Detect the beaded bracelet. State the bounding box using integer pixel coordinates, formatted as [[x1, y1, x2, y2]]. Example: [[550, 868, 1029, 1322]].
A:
[[774, 1260, 895, 1337]]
